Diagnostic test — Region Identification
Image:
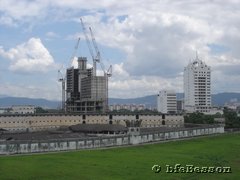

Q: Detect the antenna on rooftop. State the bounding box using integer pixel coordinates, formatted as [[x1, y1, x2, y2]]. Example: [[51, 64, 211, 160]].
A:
[[196, 50, 199, 60]]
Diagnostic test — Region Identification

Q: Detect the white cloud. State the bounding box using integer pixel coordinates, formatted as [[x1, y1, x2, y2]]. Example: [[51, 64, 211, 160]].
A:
[[0, 38, 56, 73], [63, 1, 240, 97], [109, 74, 183, 98], [46, 31, 59, 38], [1, 0, 240, 99], [0, 16, 17, 27], [80, 10, 237, 78], [0, 0, 48, 24], [0, 82, 61, 101], [112, 63, 129, 79], [109, 62, 183, 98], [212, 70, 240, 93]]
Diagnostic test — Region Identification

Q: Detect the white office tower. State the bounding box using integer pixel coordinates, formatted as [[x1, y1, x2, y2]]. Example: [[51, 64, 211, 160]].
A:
[[157, 90, 177, 114], [184, 55, 211, 113]]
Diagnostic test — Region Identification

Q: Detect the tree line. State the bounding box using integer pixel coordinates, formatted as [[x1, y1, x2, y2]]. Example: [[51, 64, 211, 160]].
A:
[[184, 108, 240, 128]]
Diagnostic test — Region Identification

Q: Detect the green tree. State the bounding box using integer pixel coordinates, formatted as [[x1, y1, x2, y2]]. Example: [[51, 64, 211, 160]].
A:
[[35, 107, 48, 114], [224, 108, 240, 128], [184, 112, 214, 124]]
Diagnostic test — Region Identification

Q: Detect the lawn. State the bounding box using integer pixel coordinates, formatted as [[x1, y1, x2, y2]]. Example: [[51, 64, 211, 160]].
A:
[[0, 133, 239, 180]]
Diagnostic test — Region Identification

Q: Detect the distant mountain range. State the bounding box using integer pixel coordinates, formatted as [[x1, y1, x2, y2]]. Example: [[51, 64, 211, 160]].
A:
[[0, 92, 239, 109], [0, 97, 60, 109], [110, 93, 240, 108]]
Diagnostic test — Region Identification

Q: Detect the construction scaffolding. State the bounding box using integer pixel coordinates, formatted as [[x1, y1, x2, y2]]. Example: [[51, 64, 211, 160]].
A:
[[64, 18, 111, 113], [66, 57, 107, 113]]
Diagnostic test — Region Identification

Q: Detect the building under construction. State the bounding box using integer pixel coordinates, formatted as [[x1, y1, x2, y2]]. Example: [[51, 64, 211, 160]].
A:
[[61, 18, 111, 113], [66, 57, 108, 113]]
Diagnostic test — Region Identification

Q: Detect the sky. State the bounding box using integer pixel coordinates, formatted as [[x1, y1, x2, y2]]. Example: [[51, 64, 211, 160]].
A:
[[0, 0, 240, 100]]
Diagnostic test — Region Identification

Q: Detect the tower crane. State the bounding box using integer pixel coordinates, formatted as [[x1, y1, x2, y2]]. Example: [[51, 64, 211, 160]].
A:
[[89, 27, 112, 76], [80, 18, 97, 76], [89, 27, 100, 63], [88, 25, 112, 111], [58, 37, 81, 112], [69, 37, 80, 68]]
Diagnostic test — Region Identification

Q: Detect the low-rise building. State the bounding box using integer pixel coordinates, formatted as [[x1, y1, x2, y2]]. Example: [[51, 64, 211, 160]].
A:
[[11, 105, 35, 114], [204, 107, 224, 115], [0, 113, 184, 132], [157, 90, 177, 114], [109, 104, 146, 111], [0, 108, 6, 114]]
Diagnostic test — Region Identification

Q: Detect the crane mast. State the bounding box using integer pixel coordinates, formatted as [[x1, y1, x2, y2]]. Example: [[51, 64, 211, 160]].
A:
[[69, 37, 80, 67], [88, 25, 112, 111], [89, 26, 112, 76], [89, 27, 100, 63], [58, 38, 81, 112], [80, 18, 97, 76]]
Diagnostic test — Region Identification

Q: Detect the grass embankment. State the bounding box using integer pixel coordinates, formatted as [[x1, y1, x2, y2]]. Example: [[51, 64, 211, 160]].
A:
[[0, 133, 239, 180]]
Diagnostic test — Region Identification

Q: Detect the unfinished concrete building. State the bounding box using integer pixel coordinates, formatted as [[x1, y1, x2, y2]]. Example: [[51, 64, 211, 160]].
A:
[[66, 57, 107, 113]]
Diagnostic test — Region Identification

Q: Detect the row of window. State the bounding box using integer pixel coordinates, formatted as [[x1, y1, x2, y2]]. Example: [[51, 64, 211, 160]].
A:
[[0, 114, 182, 118], [142, 119, 182, 122], [13, 108, 34, 110], [0, 118, 183, 125], [0, 119, 108, 124], [6, 126, 58, 131]]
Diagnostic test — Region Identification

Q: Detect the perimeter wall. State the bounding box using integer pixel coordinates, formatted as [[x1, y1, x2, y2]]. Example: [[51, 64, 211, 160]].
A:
[[0, 125, 224, 155]]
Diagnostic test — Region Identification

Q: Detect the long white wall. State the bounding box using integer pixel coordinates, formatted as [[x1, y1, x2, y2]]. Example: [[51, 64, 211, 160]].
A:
[[0, 114, 184, 132], [0, 125, 224, 155]]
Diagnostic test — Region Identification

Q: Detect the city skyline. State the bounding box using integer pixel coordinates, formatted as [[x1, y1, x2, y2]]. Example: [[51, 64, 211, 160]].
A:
[[0, 0, 240, 100]]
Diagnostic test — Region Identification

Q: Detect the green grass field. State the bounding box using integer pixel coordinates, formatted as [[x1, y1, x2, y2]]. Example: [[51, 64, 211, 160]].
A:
[[0, 133, 240, 180]]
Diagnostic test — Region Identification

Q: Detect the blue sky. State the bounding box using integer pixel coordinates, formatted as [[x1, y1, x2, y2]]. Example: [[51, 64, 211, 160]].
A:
[[0, 0, 240, 100]]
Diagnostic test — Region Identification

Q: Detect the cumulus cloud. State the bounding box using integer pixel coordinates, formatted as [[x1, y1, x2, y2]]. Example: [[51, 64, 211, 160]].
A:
[[46, 31, 59, 38], [0, 38, 56, 73], [80, 8, 239, 78], [0, 0, 48, 25], [0, 82, 61, 100], [0, 16, 17, 27], [109, 62, 183, 98], [1, 0, 240, 99], [73, 1, 240, 95], [212, 70, 240, 93]]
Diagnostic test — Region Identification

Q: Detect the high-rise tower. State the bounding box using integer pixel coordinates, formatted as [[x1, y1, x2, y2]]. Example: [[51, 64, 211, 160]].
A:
[[184, 54, 211, 113], [66, 57, 107, 113]]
